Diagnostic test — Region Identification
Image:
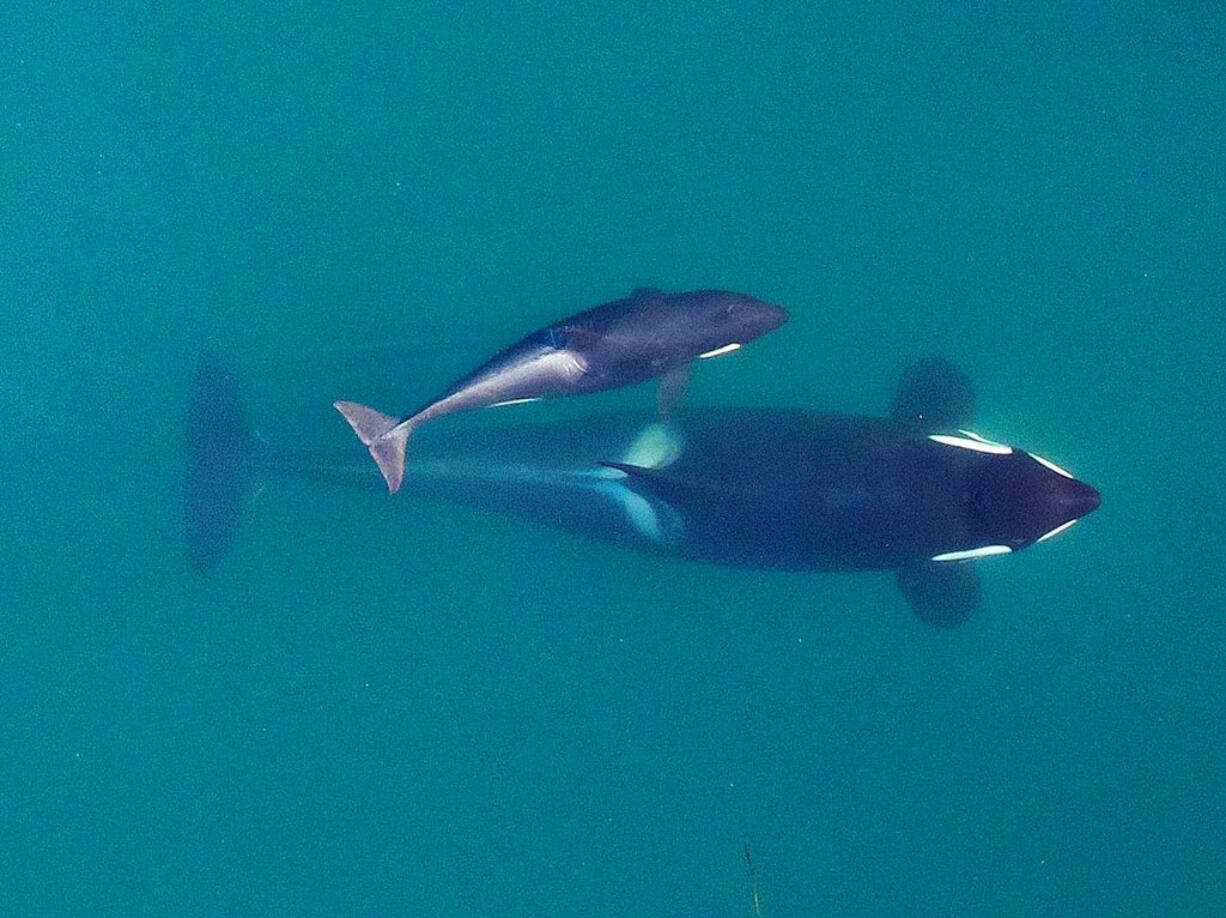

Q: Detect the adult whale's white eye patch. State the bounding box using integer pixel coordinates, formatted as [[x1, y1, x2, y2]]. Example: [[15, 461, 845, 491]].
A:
[[1029, 452, 1074, 479], [928, 429, 1013, 455], [931, 544, 1013, 562], [1036, 519, 1078, 543]]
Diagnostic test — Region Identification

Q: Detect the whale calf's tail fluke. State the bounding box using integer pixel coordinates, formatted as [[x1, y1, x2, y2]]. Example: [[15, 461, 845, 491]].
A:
[[185, 351, 260, 572], [333, 401, 412, 494]]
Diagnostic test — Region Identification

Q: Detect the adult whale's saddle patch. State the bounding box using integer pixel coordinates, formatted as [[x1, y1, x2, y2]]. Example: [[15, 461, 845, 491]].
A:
[[594, 422, 688, 545]]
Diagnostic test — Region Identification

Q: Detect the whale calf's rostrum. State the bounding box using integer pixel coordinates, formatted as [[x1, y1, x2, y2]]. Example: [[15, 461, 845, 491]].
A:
[[333, 288, 788, 493]]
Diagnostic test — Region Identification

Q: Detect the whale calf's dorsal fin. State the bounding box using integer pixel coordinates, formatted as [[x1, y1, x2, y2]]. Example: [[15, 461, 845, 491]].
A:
[[890, 356, 976, 433], [895, 562, 981, 628]]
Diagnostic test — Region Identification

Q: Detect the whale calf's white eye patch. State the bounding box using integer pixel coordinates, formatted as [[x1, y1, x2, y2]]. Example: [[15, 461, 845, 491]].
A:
[[931, 544, 1013, 562], [1036, 519, 1078, 543], [928, 430, 1013, 455], [698, 342, 741, 359], [1030, 452, 1074, 479]]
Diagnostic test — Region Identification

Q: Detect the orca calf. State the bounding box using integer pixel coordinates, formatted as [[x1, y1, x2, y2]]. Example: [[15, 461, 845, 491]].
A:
[[191, 354, 1099, 626], [333, 288, 788, 493]]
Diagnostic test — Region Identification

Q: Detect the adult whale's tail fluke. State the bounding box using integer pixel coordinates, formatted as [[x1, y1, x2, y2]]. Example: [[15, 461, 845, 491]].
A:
[[333, 401, 411, 494], [184, 351, 260, 573]]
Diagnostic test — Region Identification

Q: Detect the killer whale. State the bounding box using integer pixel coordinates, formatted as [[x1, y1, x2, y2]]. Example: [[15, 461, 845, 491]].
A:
[[333, 288, 788, 493], [598, 357, 1101, 624], [188, 354, 1100, 626]]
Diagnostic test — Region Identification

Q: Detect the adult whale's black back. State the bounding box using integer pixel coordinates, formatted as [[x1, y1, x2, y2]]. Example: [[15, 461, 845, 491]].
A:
[[333, 287, 788, 493]]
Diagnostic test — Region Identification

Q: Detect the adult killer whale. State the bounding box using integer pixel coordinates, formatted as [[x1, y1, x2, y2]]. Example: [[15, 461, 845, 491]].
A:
[[333, 288, 788, 493], [188, 353, 1100, 626]]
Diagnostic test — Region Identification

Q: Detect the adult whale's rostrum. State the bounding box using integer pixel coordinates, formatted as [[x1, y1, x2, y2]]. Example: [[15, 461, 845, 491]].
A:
[[333, 287, 788, 493]]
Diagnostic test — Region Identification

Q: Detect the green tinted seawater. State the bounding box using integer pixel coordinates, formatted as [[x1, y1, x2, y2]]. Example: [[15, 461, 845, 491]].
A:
[[3, 4, 1224, 915]]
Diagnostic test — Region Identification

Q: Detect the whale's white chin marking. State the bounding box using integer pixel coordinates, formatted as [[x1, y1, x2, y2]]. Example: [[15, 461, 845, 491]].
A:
[[931, 544, 1013, 562]]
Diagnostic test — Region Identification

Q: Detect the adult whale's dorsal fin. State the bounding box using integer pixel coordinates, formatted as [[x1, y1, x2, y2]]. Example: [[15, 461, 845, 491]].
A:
[[895, 562, 981, 628], [602, 460, 689, 487], [598, 461, 726, 499], [890, 356, 976, 433]]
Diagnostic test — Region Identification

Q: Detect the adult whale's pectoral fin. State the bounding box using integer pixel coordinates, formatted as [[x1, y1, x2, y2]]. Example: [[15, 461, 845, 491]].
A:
[[895, 562, 981, 628], [656, 363, 692, 417], [890, 356, 976, 433]]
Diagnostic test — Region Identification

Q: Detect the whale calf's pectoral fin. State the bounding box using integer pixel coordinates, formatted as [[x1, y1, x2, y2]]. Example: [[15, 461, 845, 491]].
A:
[[895, 562, 981, 628], [656, 362, 692, 417], [890, 356, 976, 433]]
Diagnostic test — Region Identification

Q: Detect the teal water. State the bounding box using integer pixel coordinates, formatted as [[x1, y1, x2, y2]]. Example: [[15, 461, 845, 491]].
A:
[[4, 4, 1224, 915]]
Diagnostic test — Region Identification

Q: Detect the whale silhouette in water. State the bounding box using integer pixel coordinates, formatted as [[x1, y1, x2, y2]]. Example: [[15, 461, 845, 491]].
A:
[[333, 288, 788, 493], [189, 353, 1100, 626]]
